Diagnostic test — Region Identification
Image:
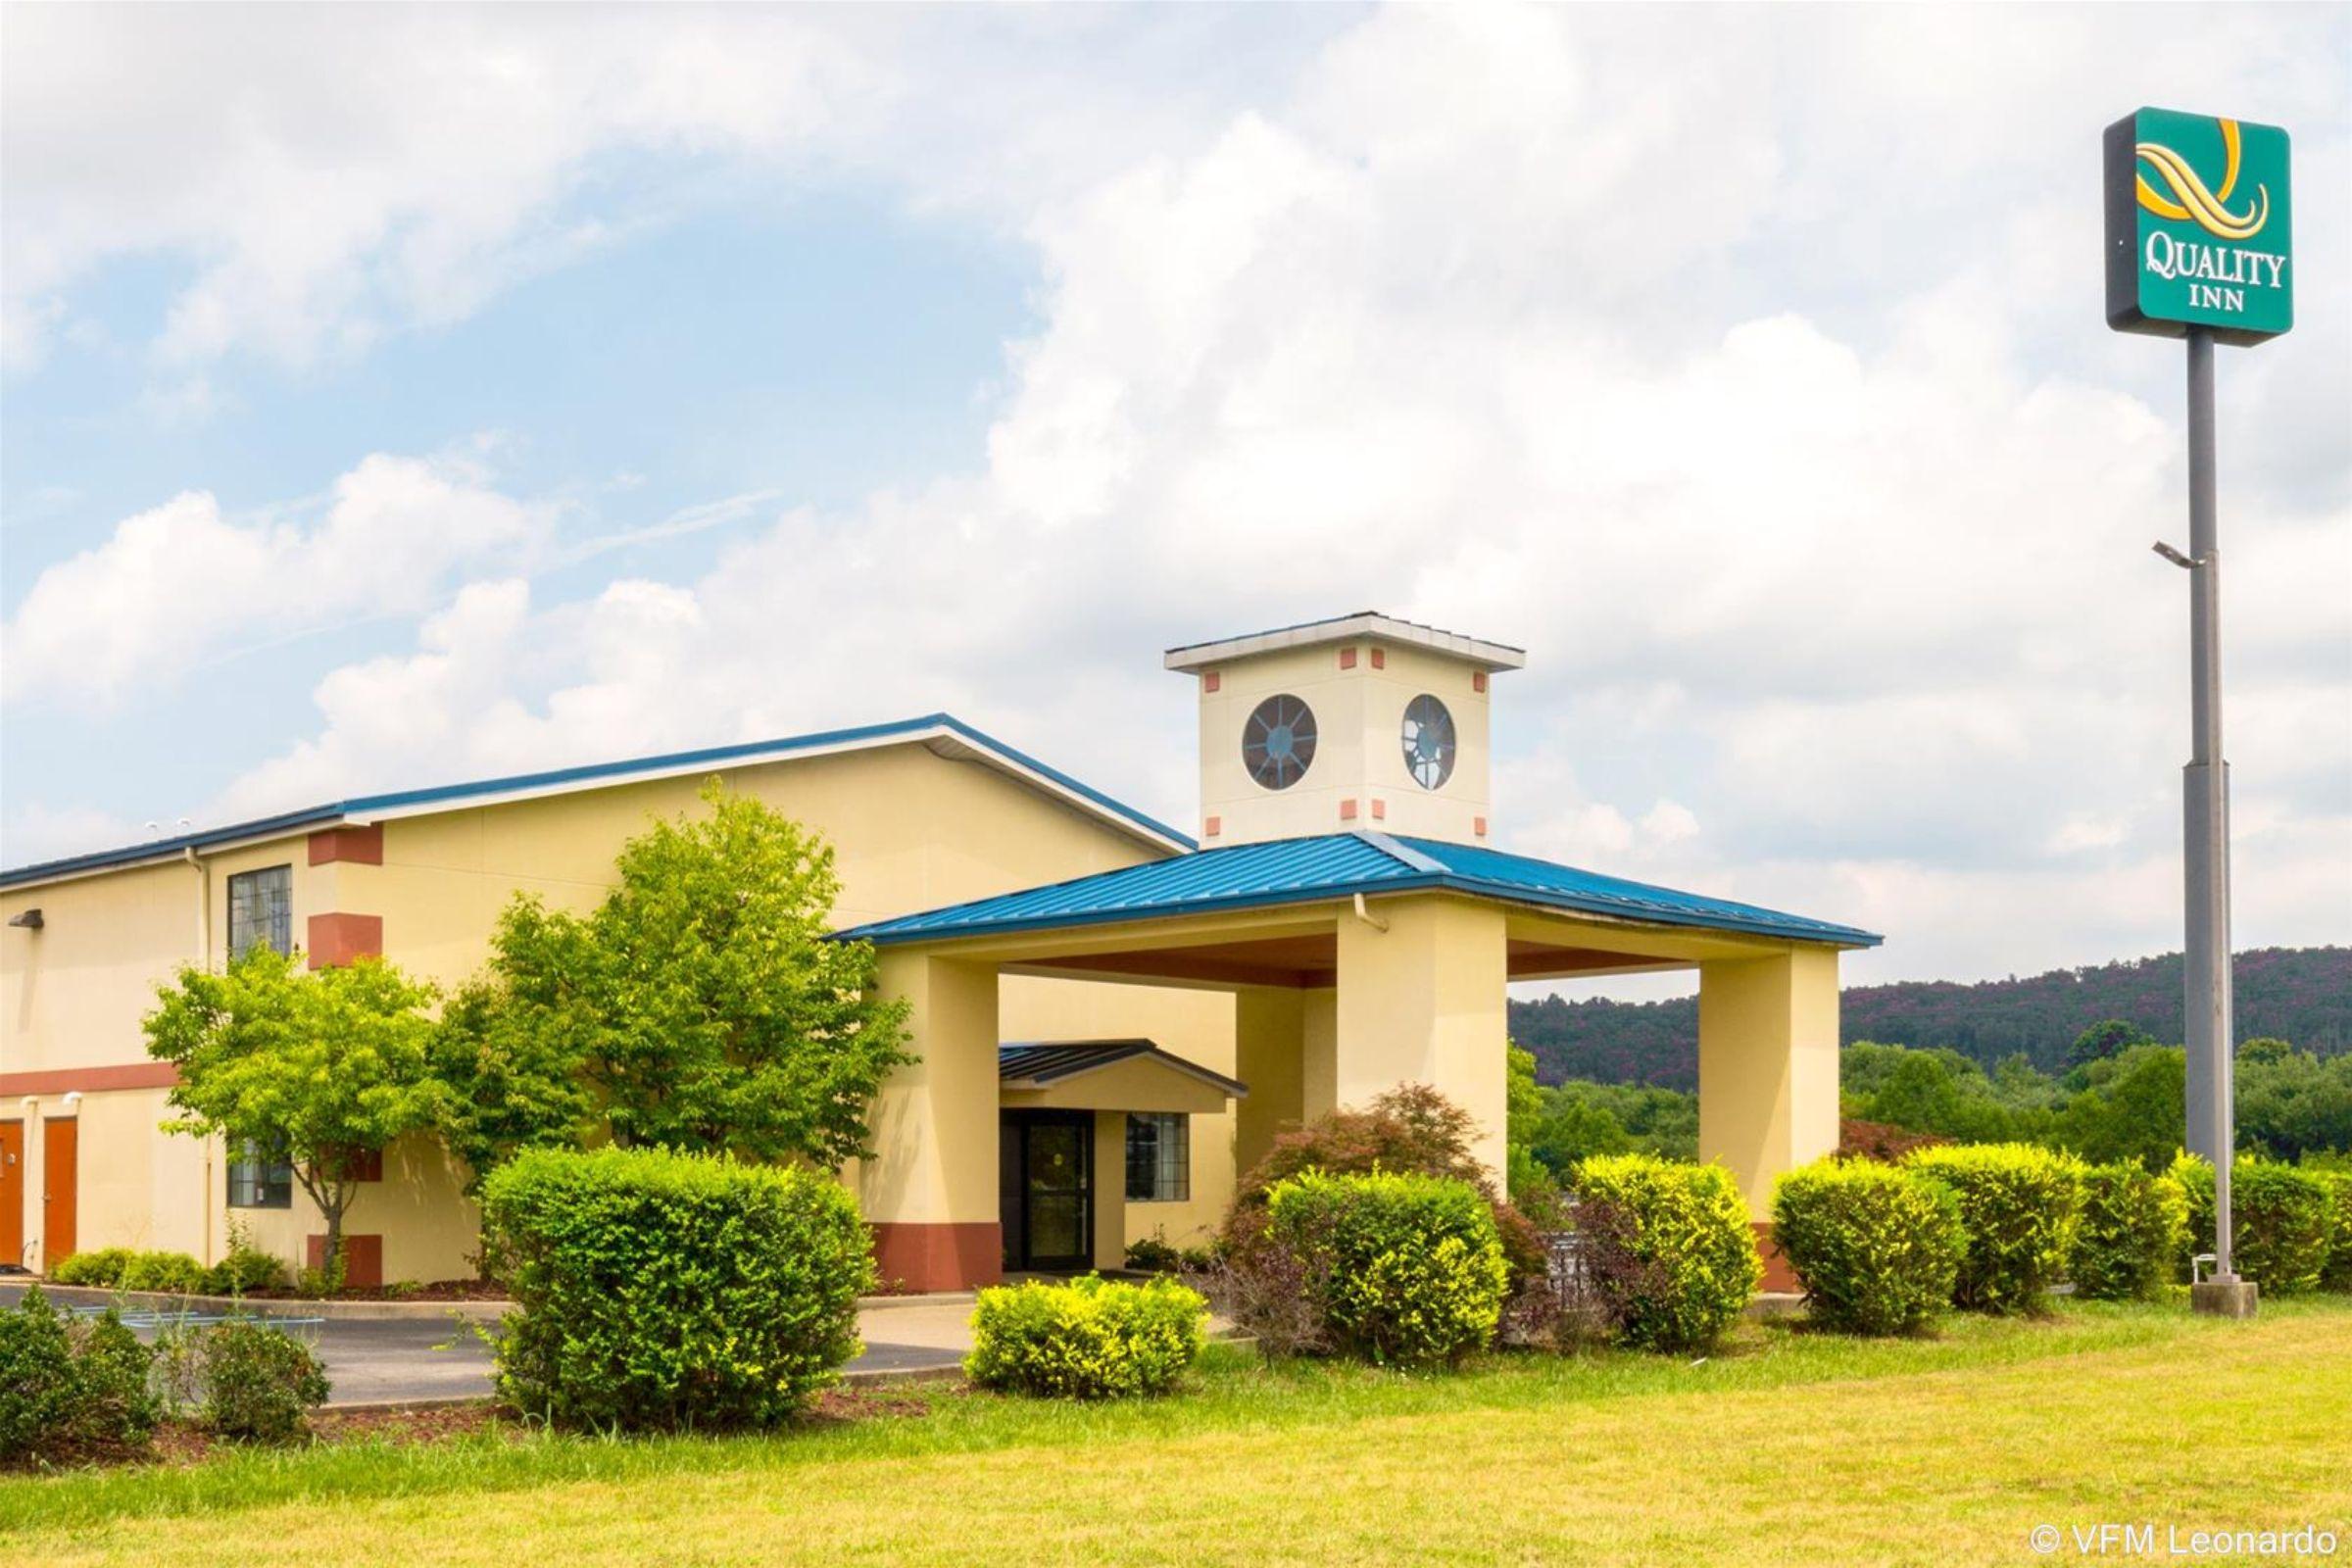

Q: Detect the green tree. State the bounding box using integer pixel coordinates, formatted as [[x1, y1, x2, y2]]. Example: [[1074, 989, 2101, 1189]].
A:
[[433, 782, 913, 1183], [2049, 1046, 2185, 1170], [144, 947, 443, 1285], [2068, 1018, 2156, 1071], [2235, 1040, 2352, 1162]]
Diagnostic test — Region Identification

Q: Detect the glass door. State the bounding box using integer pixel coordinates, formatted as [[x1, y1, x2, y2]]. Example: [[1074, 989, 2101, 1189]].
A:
[[1016, 1113, 1092, 1271]]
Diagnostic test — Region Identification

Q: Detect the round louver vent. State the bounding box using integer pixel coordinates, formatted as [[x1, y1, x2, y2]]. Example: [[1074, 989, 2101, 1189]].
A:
[[1243, 694, 1318, 791], [1400, 694, 1456, 790]]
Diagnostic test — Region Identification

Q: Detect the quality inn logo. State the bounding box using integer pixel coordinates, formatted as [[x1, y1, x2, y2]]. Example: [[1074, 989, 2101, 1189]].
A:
[[2105, 107, 2292, 343], [2135, 119, 2268, 241]]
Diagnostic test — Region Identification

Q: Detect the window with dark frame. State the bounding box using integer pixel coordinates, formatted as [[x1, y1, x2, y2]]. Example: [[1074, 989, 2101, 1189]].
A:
[[226, 1140, 294, 1208], [1125, 1112, 1190, 1202], [226, 864, 293, 959]]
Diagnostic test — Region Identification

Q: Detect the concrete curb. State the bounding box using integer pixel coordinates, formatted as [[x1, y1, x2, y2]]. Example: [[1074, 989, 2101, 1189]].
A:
[[13, 1282, 509, 1323], [20, 1281, 990, 1322]]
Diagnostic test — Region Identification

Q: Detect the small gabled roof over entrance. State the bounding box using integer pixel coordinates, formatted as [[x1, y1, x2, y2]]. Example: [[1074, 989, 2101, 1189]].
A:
[[999, 1040, 1249, 1100], [846, 830, 1881, 950]]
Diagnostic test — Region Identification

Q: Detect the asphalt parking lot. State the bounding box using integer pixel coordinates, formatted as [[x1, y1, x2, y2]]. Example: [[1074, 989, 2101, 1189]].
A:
[[2, 1281, 968, 1406]]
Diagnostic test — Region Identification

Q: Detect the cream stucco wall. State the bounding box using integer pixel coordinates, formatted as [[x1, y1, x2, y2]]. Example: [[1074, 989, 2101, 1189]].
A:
[[2, 737, 1235, 1283]]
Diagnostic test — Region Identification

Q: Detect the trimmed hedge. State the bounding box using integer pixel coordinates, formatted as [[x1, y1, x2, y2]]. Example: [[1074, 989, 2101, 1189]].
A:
[[51, 1250, 211, 1294], [2320, 1172, 2352, 1295], [2069, 1163, 2189, 1301], [1770, 1160, 1963, 1335], [119, 1251, 209, 1294], [480, 1147, 872, 1431], [965, 1275, 1206, 1398], [0, 1288, 158, 1466], [1573, 1154, 1761, 1352], [1266, 1170, 1509, 1367], [2171, 1154, 2332, 1295], [1903, 1144, 2082, 1313], [47, 1250, 134, 1288]]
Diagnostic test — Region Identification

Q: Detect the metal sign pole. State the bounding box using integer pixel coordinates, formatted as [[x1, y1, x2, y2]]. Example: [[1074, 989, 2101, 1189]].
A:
[[2180, 325, 2235, 1283]]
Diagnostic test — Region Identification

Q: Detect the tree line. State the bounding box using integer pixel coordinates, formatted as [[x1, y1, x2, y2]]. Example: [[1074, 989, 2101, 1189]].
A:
[[1511, 945, 2352, 1089], [1512, 1022, 2352, 1185]]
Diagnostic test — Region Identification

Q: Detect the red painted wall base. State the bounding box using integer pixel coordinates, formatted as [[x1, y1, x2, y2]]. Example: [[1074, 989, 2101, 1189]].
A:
[[869, 1222, 1002, 1294], [1752, 1221, 1799, 1294]]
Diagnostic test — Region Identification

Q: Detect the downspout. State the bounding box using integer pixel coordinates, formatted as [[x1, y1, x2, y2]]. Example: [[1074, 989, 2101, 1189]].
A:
[[1350, 893, 1389, 933], [184, 845, 213, 1262]]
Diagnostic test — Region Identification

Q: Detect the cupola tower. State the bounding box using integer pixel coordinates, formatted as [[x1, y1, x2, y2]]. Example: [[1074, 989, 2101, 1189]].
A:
[[1163, 612, 1524, 847]]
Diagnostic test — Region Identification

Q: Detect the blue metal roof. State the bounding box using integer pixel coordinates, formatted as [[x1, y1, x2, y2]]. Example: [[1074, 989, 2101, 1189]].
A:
[[840, 830, 1881, 949], [0, 713, 1193, 889]]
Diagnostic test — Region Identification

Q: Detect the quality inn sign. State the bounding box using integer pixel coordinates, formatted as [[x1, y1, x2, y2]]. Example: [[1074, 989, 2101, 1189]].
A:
[[2106, 108, 2292, 344]]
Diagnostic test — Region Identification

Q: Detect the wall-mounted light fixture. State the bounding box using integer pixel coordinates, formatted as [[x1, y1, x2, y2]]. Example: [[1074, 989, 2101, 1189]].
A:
[[5, 908, 40, 930]]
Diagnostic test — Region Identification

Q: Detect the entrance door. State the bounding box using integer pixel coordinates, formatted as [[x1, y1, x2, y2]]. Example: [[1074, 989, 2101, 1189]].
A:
[[0, 1122, 23, 1269], [42, 1118, 76, 1268], [1000, 1111, 1092, 1272]]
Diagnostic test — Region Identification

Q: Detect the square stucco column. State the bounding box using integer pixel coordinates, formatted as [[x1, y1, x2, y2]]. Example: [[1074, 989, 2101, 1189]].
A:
[[858, 951, 1002, 1292], [1233, 986, 1305, 1181], [1092, 1110, 1128, 1272], [1697, 948, 1840, 1220], [1334, 897, 1510, 1181]]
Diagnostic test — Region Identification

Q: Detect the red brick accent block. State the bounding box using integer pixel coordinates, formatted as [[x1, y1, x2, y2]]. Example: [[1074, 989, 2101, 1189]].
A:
[[1369, 647, 1386, 669], [1339, 647, 1357, 669], [1752, 1222, 1799, 1294], [1474, 815, 1489, 837], [1370, 798, 1386, 820], [869, 1222, 1003, 1293], [307, 824, 384, 865], [1204, 815, 1221, 838], [306, 912, 383, 969], [1472, 670, 1488, 694], [1203, 670, 1221, 693], [1338, 799, 1359, 821], [307, 1233, 384, 1289]]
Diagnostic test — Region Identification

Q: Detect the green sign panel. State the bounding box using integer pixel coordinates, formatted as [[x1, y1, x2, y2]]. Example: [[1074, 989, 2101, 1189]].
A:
[[2105, 108, 2292, 344]]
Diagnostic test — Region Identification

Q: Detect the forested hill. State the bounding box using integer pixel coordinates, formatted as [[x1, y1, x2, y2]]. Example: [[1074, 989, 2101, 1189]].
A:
[[1510, 946, 2351, 1090]]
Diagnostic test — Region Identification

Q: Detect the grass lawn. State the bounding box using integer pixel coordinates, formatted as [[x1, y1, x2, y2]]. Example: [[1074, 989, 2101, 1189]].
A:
[[7, 1297, 2350, 1566]]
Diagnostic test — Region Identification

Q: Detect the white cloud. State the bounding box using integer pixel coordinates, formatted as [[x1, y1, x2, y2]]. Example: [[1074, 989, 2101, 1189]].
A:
[[4, 6, 2346, 984], [1, 452, 557, 705]]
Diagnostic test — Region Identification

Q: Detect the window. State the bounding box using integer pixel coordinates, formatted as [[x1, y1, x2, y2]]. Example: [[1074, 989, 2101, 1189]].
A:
[[226, 1141, 294, 1208], [226, 865, 293, 959], [1125, 1113, 1190, 1202]]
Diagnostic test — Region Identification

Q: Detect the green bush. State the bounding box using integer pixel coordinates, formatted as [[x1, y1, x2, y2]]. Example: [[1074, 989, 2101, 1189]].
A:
[[2069, 1163, 2189, 1301], [117, 1251, 209, 1295], [1769, 1160, 1964, 1335], [1572, 1154, 1761, 1352], [0, 1288, 159, 1467], [1266, 1170, 1509, 1367], [2319, 1172, 2352, 1295], [965, 1275, 1206, 1398], [1902, 1144, 2083, 1313], [47, 1249, 133, 1288], [480, 1146, 871, 1431], [204, 1234, 290, 1297], [2171, 1154, 2332, 1295], [157, 1318, 330, 1444]]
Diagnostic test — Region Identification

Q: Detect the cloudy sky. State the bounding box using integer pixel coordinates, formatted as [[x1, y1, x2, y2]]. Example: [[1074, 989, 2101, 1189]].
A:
[[3, 4, 2346, 998]]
